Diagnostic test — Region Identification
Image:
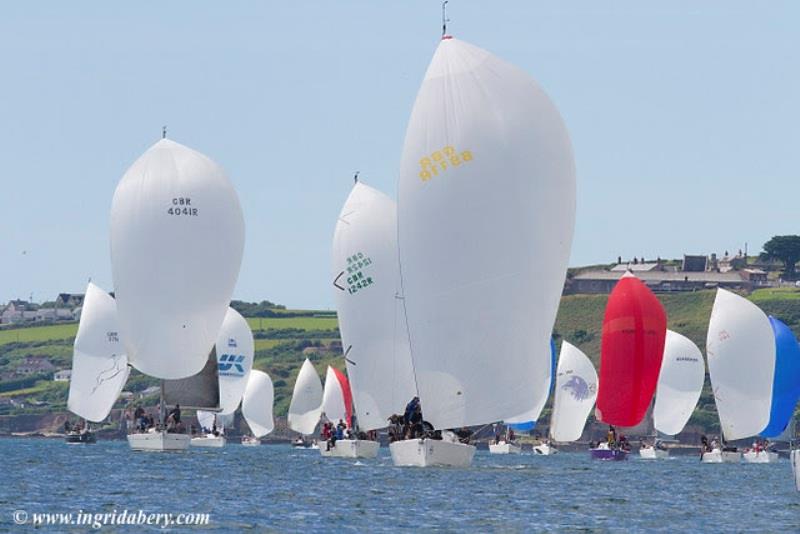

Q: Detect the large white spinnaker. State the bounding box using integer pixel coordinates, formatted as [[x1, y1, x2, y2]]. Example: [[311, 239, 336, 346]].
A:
[[110, 138, 245, 379], [287, 358, 323, 435], [332, 181, 417, 431], [706, 288, 775, 440], [397, 37, 576, 429], [653, 330, 705, 436], [216, 308, 254, 415], [549, 342, 598, 442], [67, 282, 130, 422], [242, 370, 275, 438]]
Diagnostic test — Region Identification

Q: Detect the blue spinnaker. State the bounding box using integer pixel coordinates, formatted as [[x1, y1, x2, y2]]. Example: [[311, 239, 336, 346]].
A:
[[508, 338, 557, 431], [761, 317, 800, 438]]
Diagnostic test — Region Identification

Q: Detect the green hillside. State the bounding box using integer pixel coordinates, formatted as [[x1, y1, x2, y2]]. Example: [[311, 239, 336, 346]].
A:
[[2, 288, 800, 433]]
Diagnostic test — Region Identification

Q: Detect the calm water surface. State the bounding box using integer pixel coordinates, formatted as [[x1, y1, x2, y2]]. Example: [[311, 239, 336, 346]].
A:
[[2, 438, 798, 532]]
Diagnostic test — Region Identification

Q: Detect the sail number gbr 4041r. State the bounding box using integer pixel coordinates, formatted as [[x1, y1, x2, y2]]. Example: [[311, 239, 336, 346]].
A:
[[419, 146, 473, 182], [167, 197, 198, 216]]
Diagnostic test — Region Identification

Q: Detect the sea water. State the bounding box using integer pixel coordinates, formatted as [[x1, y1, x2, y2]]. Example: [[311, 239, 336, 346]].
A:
[[2, 438, 798, 532]]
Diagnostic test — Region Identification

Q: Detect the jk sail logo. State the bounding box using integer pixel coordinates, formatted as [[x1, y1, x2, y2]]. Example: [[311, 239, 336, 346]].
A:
[[218, 354, 246, 377]]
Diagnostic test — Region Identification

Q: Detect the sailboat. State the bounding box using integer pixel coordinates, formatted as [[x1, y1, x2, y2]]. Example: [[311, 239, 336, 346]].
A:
[[287, 358, 323, 449], [704, 288, 775, 463], [240, 369, 275, 446], [318, 365, 378, 458], [536, 342, 598, 455], [331, 180, 417, 457], [639, 330, 705, 459], [743, 316, 800, 463], [392, 29, 575, 467], [66, 282, 130, 444], [112, 136, 244, 451], [593, 272, 666, 460], [191, 307, 254, 448]]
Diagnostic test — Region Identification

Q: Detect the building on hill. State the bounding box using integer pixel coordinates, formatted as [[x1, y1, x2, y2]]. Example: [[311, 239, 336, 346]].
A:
[[55, 293, 85, 308], [0, 300, 38, 324], [567, 269, 754, 294], [16, 356, 56, 375], [53, 369, 71, 382], [682, 255, 708, 272]]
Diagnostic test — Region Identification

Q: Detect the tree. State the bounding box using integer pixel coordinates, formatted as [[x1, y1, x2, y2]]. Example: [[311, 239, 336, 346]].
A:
[[760, 235, 800, 277]]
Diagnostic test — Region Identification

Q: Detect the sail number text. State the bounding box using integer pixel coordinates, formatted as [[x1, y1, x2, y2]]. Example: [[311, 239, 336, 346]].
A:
[[419, 146, 473, 182], [167, 197, 198, 217]]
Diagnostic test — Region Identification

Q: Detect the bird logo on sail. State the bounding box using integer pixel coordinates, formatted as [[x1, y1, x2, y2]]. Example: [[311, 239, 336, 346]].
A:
[[561, 375, 595, 401], [218, 354, 246, 376]]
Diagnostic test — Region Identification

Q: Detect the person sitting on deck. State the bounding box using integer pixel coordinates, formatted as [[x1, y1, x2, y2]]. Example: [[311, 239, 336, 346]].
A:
[[404, 397, 420, 426], [508, 428, 515, 442], [335, 422, 345, 440], [494, 427, 502, 444], [607, 426, 617, 448]]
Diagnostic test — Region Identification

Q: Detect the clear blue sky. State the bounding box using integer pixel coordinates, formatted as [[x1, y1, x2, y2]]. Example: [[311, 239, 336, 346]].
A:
[[1, 2, 798, 309]]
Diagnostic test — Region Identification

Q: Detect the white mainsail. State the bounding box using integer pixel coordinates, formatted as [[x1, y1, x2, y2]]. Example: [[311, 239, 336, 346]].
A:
[[549, 342, 598, 442], [196, 410, 217, 432], [320, 365, 348, 425], [706, 288, 775, 440], [242, 370, 275, 438], [332, 181, 417, 431], [653, 330, 705, 436], [67, 282, 130, 422], [110, 138, 245, 379], [287, 358, 323, 435], [397, 37, 576, 429], [216, 307, 254, 415]]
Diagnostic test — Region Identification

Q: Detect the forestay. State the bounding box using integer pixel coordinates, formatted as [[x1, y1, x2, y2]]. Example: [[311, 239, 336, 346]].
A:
[[397, 37, 576, 429], [67, 282, 130, 422], [653, 330, 705, 436], [287, 358, 323, 435], [596, 273, 666, 427], [332, 182, 417, 431], [216, 307, 254, 415], [242, 370, 275, 438], [110, 139, 244, 379], [761, 317, 800, 438], [706, 288, 775, 441], [320, 366, 353, 427], [549, 342, 598, 442]]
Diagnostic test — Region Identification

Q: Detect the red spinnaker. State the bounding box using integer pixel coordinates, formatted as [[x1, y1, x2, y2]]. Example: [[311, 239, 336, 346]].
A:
[[332, 367, 353, 428], [596, 273, 666, 427]]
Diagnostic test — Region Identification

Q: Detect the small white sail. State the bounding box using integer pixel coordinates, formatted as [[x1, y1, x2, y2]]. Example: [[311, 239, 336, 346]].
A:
[[320, 365, 349, 425], [653, 330, 705, 436], [332, 181, 417, 431], [242, 370, 274, 437], [196, 410, 216, 432], [110, 138, 245, 380], [706, 288, 775, 441], [287, 358, 323, 435], [397, 38, 575, 429], [67, 282, 130, 422], [216, 308, 254, 415], [549, 342, 598, 442]]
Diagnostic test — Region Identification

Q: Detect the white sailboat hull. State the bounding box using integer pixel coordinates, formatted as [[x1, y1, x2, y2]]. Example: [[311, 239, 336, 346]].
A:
[[241, 437, 261, 447], [127, 431, 190, 452], [390, 438, 475, 467], [742, 450, 779, 463], [791, 450, 800, 491], [639, 447, 669, 459], [320, 439, 379, 458], [701, 449, 742, 463], [489, 441, 521, 455], [532, 443, 559, 456], [190, 435, 226, 448]]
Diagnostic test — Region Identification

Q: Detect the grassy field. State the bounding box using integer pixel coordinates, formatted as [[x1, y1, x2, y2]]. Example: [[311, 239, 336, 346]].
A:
[[0, 323, 78, 344]]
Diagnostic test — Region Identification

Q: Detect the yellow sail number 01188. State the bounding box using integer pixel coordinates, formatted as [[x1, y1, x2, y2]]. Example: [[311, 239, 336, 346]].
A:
[[419, 146, 473, 182]]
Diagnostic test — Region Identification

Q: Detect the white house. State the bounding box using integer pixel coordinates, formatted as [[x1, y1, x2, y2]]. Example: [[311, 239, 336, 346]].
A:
[[53, 369, 72, 382]]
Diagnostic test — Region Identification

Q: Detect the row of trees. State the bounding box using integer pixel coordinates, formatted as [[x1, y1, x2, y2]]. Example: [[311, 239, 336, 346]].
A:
[[761, 235, 800, 278]]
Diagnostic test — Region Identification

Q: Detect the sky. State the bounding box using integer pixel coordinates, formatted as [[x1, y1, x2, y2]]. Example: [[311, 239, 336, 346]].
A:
[[1, 2, 798, 310]]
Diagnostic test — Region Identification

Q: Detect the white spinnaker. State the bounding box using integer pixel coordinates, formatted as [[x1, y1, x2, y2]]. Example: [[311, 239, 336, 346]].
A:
[[196, 410, 216, 431], [504, 337, 553, 426], [653, 330, 705, 436], [216, 308, 254, 415], [397, 38, 575, 429], [549, 342, 598, 442], [287, 358, 323, 435], [320, 366, 347, 424], [706, 288, 775, 441], [242, 370, 275, 437], [332, 182, 417, 431], [67, 283, 130, 422], [110, 138, 244, 380]]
